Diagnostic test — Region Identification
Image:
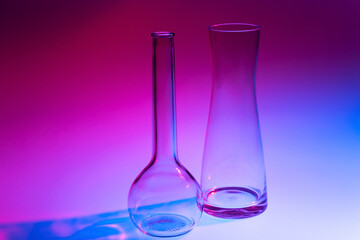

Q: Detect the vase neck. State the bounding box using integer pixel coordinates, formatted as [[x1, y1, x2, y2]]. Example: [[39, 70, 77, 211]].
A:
[[151, 33, 177, 161]]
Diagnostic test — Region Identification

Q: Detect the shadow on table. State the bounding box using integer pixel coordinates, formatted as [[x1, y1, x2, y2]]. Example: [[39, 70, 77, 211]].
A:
[[0, 209, 230, 240]]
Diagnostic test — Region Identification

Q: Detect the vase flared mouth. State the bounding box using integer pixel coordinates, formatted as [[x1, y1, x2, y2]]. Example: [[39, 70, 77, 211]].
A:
[[151, 32, 175, 38], [209, 23, 261, 32]]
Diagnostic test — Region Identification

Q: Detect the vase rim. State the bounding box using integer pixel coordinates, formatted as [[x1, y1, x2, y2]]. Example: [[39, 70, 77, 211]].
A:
[[151, 32, 175, 38], [209, 23, 261, 32]]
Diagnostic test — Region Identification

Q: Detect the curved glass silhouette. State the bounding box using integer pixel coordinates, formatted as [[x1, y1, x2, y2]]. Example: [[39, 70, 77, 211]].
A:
[[201, 23, 267, 219], [128, 32, 203, 237]]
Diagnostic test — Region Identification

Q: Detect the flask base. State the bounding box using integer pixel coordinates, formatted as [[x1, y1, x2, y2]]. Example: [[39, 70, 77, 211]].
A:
[[203, 187, 267, 219], [139, 213, 194, 237]]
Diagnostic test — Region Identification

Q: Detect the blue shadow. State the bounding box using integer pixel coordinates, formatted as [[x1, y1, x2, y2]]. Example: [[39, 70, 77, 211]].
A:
[[0, 209, 231, 239]]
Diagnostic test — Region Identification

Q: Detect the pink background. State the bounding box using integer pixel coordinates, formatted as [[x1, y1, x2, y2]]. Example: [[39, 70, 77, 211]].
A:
[[0, 0, 359, 238]]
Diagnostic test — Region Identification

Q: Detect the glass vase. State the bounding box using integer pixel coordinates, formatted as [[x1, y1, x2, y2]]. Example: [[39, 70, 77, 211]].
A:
[[201, 23, 267, 219], [128, 32, 203, 237]]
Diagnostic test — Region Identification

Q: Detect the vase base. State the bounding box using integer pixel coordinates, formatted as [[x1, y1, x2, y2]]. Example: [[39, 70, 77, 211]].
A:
[[203, 187, 267, 219], [139, 213, 194, 238]]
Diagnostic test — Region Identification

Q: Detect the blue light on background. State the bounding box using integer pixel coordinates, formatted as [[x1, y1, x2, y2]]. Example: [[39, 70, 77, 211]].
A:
[[0, 0, 359, 239]]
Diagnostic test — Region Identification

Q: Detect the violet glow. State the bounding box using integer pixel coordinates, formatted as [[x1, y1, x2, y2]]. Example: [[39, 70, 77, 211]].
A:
[[0, 0, 359, 239]]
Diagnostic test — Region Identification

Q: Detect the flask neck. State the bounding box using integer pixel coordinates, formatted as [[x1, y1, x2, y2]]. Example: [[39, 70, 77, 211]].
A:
[[152, 33, 177, 161]]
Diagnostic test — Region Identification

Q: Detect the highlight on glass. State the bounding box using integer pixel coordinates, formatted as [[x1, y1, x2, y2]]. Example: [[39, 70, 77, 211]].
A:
[[127, 32, 203, 237], [201, 23, 268, 219]]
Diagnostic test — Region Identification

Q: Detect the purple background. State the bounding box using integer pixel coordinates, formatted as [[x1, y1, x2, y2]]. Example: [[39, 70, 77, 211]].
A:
[[1, 0, 359, 239]]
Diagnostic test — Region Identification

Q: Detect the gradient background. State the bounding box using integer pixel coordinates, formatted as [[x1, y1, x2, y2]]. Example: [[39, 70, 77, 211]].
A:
[[0, 0, 359, 239]]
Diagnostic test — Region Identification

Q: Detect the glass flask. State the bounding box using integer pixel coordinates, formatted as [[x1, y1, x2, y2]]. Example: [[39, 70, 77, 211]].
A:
[[128, 32, 203, 237], [201, 23, 267, 219]]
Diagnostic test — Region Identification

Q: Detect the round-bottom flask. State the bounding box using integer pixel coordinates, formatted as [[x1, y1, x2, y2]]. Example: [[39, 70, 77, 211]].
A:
[[128, 32, 203, 237], [128, 159, 202, 237]]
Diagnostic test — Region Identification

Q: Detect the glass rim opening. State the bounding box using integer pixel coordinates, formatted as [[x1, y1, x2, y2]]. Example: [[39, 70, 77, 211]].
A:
[[151, 32, 175, 38], [209, 23, 261, 32]]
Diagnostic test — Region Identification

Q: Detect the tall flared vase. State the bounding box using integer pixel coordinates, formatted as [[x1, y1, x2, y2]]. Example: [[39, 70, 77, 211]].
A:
[[201, 23, 267, 219]]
